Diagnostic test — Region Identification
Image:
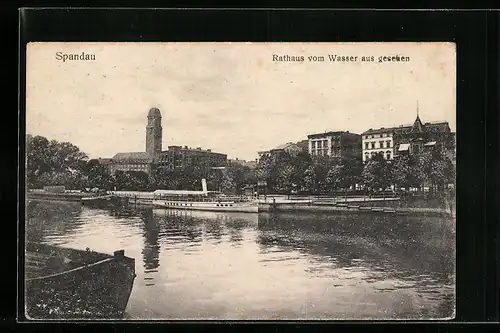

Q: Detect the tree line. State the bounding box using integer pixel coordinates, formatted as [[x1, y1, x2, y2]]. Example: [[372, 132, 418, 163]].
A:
[[26, 135, 255, 193], [26, 135, 455, 195], [255, 149, 455, 195]]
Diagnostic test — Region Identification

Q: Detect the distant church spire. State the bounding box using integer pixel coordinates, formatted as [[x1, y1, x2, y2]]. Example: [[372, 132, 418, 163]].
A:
[[411, 100, 424, 133]]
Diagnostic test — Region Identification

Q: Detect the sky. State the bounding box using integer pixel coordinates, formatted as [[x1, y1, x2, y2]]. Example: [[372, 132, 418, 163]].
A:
[[26, 42, 456, 161]]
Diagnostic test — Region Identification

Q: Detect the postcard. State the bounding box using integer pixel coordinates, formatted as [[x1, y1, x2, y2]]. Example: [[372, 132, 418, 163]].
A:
[[24, 42, 456, 320]]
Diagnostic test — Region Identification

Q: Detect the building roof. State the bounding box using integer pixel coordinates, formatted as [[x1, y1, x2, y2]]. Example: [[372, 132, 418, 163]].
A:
[[165, 145, 225, 156], [112, 152, 152, 160], [307, 131, 353, 139], [97, 158, 113, 165], [398, 143, 410, 151], [361, 127, 398, 135], [296, 139, 309, 148], [362, 119, 451, 135], [272, 142, 300, 151], [411, 115, 424, 133], [148, 107, 161, 117]]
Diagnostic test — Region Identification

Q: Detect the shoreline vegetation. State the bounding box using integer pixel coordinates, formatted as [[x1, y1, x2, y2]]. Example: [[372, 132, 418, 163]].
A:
[[26, 134, 455, 216]]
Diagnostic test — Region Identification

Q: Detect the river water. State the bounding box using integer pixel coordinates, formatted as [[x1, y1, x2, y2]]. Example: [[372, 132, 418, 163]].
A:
[[25, 200, 455, 320]]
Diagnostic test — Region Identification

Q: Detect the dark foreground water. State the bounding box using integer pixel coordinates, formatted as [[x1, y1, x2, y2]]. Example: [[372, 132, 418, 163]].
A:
[[25, 200, 455, 320]]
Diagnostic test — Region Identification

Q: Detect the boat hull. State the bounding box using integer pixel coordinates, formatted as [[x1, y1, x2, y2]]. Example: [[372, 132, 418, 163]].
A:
[[152, 200, 258, 213], [25, 243, 135, 319]]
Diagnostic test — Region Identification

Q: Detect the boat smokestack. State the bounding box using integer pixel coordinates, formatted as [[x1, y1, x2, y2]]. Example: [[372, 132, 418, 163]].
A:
[[201, 179, 208, 193]]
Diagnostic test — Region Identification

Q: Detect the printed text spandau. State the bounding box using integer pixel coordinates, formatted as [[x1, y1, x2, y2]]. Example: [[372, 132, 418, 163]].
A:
[[55, 52, 96, 62], [273, 54, 411, 63]]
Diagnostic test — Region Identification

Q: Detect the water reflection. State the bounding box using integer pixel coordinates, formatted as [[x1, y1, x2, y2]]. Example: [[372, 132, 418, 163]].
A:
[[26, 200, 85, 244], [141, 209, 160, 272], [151, 209, 258, 246], [25, 201, 455, 320], [257, 212, 455, 274], [257, 212, 455, 319]]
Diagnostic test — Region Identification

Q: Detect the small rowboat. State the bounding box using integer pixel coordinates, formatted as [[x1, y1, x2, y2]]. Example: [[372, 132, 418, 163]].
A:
[[25, 242, 136, 319]]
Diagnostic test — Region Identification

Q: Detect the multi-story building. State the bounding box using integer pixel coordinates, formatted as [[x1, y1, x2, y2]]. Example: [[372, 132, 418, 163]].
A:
[[296, 140, 309, 153], [307, 131, 361, 160], [362, 113, 455, 162], [227, 158, 258, 169], [102, 107, 227, 174], [258, 142, 303, 160], [361, 128, 396, 162], [102, 108, 162, 174], [156, 146, 227, 170], [105, 153, 153, 174]]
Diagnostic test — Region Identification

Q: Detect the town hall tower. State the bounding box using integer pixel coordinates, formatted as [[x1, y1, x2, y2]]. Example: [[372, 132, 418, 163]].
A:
[[146, 107, 162, 158]]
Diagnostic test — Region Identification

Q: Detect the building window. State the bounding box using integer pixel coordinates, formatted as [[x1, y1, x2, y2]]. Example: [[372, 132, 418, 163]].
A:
[[371, 142, 375, 149], [364, 153, 370, 160], [386, 151, 391, 160], [379, 141, 384, 148], [386, 140, 391, 148], [311, 141, 316, 149], [364, 143, 369, 150]]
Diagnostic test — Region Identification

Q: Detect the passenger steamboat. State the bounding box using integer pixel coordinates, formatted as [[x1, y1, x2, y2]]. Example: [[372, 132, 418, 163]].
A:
[[152, 179, 258, 213]]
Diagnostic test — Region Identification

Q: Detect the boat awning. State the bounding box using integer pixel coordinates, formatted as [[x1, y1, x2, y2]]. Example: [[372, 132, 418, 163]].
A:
[[154, 190, 208, 196], [398, 143, 410, 152], [424, 141, 437, 146]]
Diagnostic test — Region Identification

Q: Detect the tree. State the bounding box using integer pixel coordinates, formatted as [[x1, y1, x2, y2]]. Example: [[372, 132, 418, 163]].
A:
[[340, 156, 363, 190], [84, 159, 114, 190], [391, 155, 413, 190], [325, 164, 344, 194], [302, 165, 315, 193], [362, 153, 390, 191], [292, 151, 313, 192], [312, 156, 332, 193], [26, 135, 51, 188], [274, 163, 297, 194], [226, 164, 251, 193], [418, 148, 455, 194], [128, 171, 150, 191], [255, 155, 275, 193], [26, 135, 88, 189], [206, 168, 224, 191], [220, 172, 237, 194]]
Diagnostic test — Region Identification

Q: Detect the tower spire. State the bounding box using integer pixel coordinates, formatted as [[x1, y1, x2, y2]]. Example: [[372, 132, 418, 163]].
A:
[[411, 100, 423, 133]]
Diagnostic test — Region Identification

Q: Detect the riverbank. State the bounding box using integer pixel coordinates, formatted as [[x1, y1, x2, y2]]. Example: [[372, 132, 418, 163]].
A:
[[259, 202, 453, 217], [123, 197, 453, 217], [30, 190, 453, 218], [27, 191, 92, 202]]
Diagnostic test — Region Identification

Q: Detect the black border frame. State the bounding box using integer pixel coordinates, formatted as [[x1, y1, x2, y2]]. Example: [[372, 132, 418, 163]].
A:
[[14, 7, 499, 332]]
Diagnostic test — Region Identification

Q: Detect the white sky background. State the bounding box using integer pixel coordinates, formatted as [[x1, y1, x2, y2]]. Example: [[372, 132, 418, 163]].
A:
[[26, 42, 456, 161]]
